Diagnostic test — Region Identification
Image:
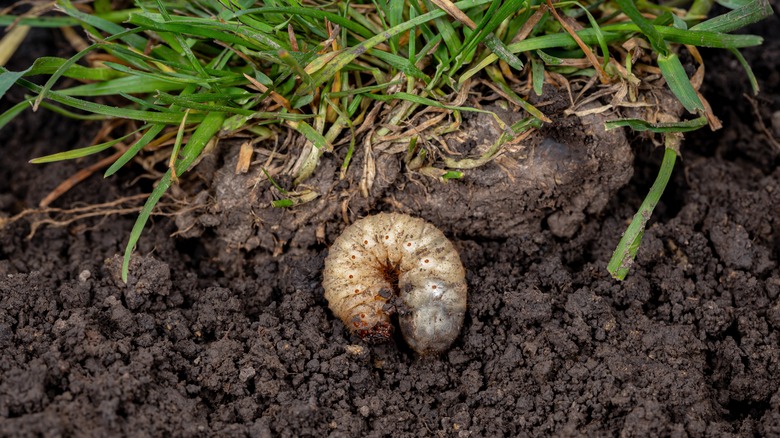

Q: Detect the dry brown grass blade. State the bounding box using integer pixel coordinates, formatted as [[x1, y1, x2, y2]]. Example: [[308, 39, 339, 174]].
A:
[[683, 45, 721, 130], [323, 21, 341, 52], [244, 73, 292, 111], [288, 23, 299, 52], [698, 90, 722, 130], [686, 45, 705, 90], [480, 78, 552, 123], [355, 102, 384, 136], [1, 2, 53, 32], [545, 0, 608, 83], [87, 53, 137, 68], [378, 112, 449, 141], [360, 133, 376, 197], [60, 26, 89, 53], [429, 0, 477, 30], [168, 109, 191, 182], [512, 4, 548, 44], [0, 24, 29, 66], [236, 141, 254, 174], [499, 60, 519, 83], [215, 40, 256, 66], [506, 125, 538, 145]]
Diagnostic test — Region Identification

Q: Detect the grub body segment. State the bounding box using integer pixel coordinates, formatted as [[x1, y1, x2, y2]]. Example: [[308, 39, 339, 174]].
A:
[[322, 212, 467, 354]]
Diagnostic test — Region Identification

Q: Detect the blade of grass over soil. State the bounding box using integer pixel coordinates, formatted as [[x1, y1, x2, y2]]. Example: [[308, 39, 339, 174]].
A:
[[608, 144, 677, 280], [122, 111, 226, 282]]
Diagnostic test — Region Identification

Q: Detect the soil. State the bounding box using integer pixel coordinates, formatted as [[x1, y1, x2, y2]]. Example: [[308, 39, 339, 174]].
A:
[[2, 8, 780, 437]]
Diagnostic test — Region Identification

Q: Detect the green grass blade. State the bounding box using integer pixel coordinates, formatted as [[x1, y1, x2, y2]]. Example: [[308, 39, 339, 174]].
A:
[[0, 10, 138, 27], [154, 93, 256, 116], [59, 76, 190, 97], [56, 0, 148, 50], [36, 101, 113, 120], [122, 173, 170, 282], [105, 124, 166, 177], [536, 50, 563, 65], [608, 146, 677, 280], [485, 66, 550, 122], [657, 52, 704, 113], [691, 0, 772, 32], [687, 0, 716, 18], [304, 0, 495, 92], [368, 49, 428, 81], [605, 116, 708, 132], [0, 16, 80, 27], [0, 99, 31, 132], [572, 2, 610, 66], [31, 27, 145, 110], [14, 76, 198, 124], [427, 0, 463, 57], [118, 93, 175, 113], [327, 81, 403, 98], [32, 42, 102, 110], [235, 6, 375, 39], [388, 0, 406, 51], [713, 0, 751, 8], [613, 0, 668, 55], [728, 48, 759, 95], [482, 35, 525, 71], [153, 0, 212, 82], [288, 120, 332, 151], [531, 59, 545, 96], [30, 130, 141, 163], [600, 23, 763, 48], [272, 199, 294, 208], [365, 91, 497, 116], [98, 61, 228, 85], [455, 0, 526, 72], [461, 29, 626, 84], [22, 57, 125, 81], [122, 111, 225, 282], [127, 12, 284, 51], [0, 67, 31, 100]]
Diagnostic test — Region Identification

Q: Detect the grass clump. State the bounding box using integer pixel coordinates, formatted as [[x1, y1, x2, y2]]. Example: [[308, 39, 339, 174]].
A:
[[0, 0, 771, 281]]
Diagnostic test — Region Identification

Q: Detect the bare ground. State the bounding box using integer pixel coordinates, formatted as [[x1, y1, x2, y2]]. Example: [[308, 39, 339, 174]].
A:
[[1, 10, 779, 437]]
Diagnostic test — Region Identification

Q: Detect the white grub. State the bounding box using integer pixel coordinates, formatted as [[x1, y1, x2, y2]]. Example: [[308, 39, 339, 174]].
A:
[[322, 213, 467, 354]]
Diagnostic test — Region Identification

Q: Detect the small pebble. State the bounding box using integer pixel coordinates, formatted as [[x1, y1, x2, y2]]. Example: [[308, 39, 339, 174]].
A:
[[78, 270, 92, 282], [239, 367, 256, 382]]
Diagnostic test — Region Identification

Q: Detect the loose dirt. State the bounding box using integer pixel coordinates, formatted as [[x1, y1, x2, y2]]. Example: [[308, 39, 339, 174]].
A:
[[1, 10, 779, 436]]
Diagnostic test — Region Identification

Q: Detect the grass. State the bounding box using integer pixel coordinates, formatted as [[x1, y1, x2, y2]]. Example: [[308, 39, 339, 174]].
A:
[[0, 0, 772, 281]]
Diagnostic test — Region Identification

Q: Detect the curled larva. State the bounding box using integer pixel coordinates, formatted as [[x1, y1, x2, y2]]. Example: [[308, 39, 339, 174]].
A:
[[322, 213, 467, 354]]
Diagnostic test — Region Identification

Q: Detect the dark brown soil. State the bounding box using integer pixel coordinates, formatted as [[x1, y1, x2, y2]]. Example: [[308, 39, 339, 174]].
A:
[[2, 9, 779, 436]]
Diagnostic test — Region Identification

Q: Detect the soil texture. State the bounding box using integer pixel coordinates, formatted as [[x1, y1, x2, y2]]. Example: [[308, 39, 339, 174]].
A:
[[2, 9, 780, 437]]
